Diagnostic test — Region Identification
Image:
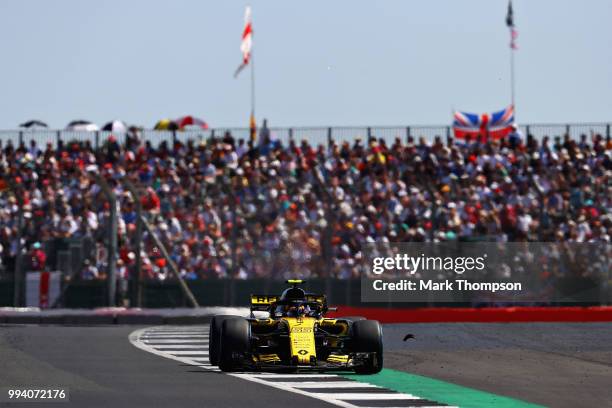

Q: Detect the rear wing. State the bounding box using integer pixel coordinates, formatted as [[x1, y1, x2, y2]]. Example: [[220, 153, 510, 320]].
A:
[[250, 293, 334, 314], [305, 294, 326, 305], [306, 294, 334, 312], [250, 295, 278, 311]]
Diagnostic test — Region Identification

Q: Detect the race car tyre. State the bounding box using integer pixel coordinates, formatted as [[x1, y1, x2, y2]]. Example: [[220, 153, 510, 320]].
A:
[[219, 318, 251, 372], [209, 315, 240, 366], [352, 319, 383, 374]]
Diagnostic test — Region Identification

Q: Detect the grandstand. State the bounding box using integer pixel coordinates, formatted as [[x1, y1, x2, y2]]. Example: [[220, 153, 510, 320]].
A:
[[0, 123, 609, 307]]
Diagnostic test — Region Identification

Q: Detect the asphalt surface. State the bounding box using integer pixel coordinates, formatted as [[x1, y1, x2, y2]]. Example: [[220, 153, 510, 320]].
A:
[[0, 325, 332, 408], [0, 323, 610, 407], [384, 323, 612, 408]]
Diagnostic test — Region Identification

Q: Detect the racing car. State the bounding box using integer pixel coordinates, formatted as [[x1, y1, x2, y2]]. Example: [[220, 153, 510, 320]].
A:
[[208, 280, 383, 374]]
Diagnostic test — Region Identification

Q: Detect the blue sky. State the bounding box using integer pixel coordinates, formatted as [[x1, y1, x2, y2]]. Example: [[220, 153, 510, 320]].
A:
[[0, 0, 610, 129]]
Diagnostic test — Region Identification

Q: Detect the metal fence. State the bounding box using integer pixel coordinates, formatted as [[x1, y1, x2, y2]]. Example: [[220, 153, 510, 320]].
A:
[[0, 123, 610, 149]]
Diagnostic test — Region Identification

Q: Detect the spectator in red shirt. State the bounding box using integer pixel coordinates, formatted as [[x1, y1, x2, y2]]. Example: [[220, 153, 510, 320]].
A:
[[141, 187, 160, 212], [28, 242, 46, 271]]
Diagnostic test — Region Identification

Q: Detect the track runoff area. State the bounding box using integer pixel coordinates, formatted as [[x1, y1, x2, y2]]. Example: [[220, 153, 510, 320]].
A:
[[130, 325, 541, 408]]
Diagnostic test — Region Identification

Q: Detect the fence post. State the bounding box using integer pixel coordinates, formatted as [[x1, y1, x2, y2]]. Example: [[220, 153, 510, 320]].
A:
[[289, 128, 294, 144], [221, 172, 239, 280], [94, 175, 117, 307], [56, 130, 61, 147], [607, 124, 610, 139], [443, 127, 450, 145], [311, 166, 335, 302], [526, 125, 530, 136], [327, 127, 332, 147], [18, 131, 23, 146], [565, 124, 570, 137], [95, 131, 100, 150], [109, 193, 118, 307], [406, 127, 411, 143], [367, 127, 372, 143], [172, 130, 177, 146], [10, 181, 24, 307], [123, 180, 143, 307]]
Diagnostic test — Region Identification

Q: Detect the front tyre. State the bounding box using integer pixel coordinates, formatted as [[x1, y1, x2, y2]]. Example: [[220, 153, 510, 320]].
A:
[[352, 320, 383, 374], [209, 315, 240, 366], [219, 318, 251, 372]]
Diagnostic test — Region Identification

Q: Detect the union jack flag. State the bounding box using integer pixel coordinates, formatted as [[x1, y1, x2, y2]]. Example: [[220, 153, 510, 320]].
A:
[[453, 105, 515, 141]]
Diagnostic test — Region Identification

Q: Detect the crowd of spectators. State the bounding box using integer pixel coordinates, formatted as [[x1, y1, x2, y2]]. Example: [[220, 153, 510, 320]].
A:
[[0, 127, 610, 281]]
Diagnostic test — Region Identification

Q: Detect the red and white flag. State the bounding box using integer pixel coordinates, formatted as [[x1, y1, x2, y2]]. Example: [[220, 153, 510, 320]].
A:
[[234, 6, 252, 77]]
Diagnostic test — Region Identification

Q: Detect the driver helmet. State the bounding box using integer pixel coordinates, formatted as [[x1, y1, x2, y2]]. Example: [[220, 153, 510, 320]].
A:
[[278, 287, 314, 317], [286, 303, 315, 317], [280, 287, 306, 302]]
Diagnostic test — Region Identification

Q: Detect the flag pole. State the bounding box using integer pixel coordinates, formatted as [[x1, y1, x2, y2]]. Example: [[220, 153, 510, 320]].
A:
[[510, 30, 515, 111], [250, 46, 256, 142], [248, 6, 256, 142], [236, 5, 255, 141], [506, 0, 517, 116]]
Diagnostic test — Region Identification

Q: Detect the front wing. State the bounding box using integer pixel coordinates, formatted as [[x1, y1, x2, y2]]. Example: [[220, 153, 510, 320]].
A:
[[231, 351, 378, 372]]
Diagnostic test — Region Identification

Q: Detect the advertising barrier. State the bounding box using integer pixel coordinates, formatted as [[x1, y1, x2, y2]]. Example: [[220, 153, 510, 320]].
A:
[[2, 276, 611, 310], [25, 272, 61, 308]]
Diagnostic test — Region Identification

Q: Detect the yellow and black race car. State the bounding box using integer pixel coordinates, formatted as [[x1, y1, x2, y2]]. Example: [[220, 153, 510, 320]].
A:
[[208, 280, 383, 374]]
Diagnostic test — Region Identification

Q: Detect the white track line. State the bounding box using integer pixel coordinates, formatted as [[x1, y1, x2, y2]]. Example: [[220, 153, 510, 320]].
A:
[[280, 382, 379, 388], [145, 329, 206, 332], [141, 335, 209, 338], [309, 393, 420, 400], [142, 331, 208, 334], [145, 328, 207, 331], [130, 327, 355, 408], [151, 345, 209, 349], [229, 373, 358, 408], [250, 373, 339, 378], [143, 339, 208, 344], [166, 351, 209, 355]]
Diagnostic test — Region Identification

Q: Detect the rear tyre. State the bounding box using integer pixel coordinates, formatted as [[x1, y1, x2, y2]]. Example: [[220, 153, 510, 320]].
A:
[[219, 318, 251, 372], [352, 320, 383, 374], [209, 315, 239, 366]]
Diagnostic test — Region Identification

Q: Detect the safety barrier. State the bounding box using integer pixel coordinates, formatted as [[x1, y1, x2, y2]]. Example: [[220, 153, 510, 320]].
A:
[[140, 279, 365, 308], [0, 279, 13, 307], [1, 277, 607, 309], [326, 306, 612, 323], [1, 122, 609, 149]]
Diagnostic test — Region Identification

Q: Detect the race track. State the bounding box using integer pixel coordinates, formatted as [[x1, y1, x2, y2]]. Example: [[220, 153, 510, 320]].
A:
[[0, 323, 610, 407]]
